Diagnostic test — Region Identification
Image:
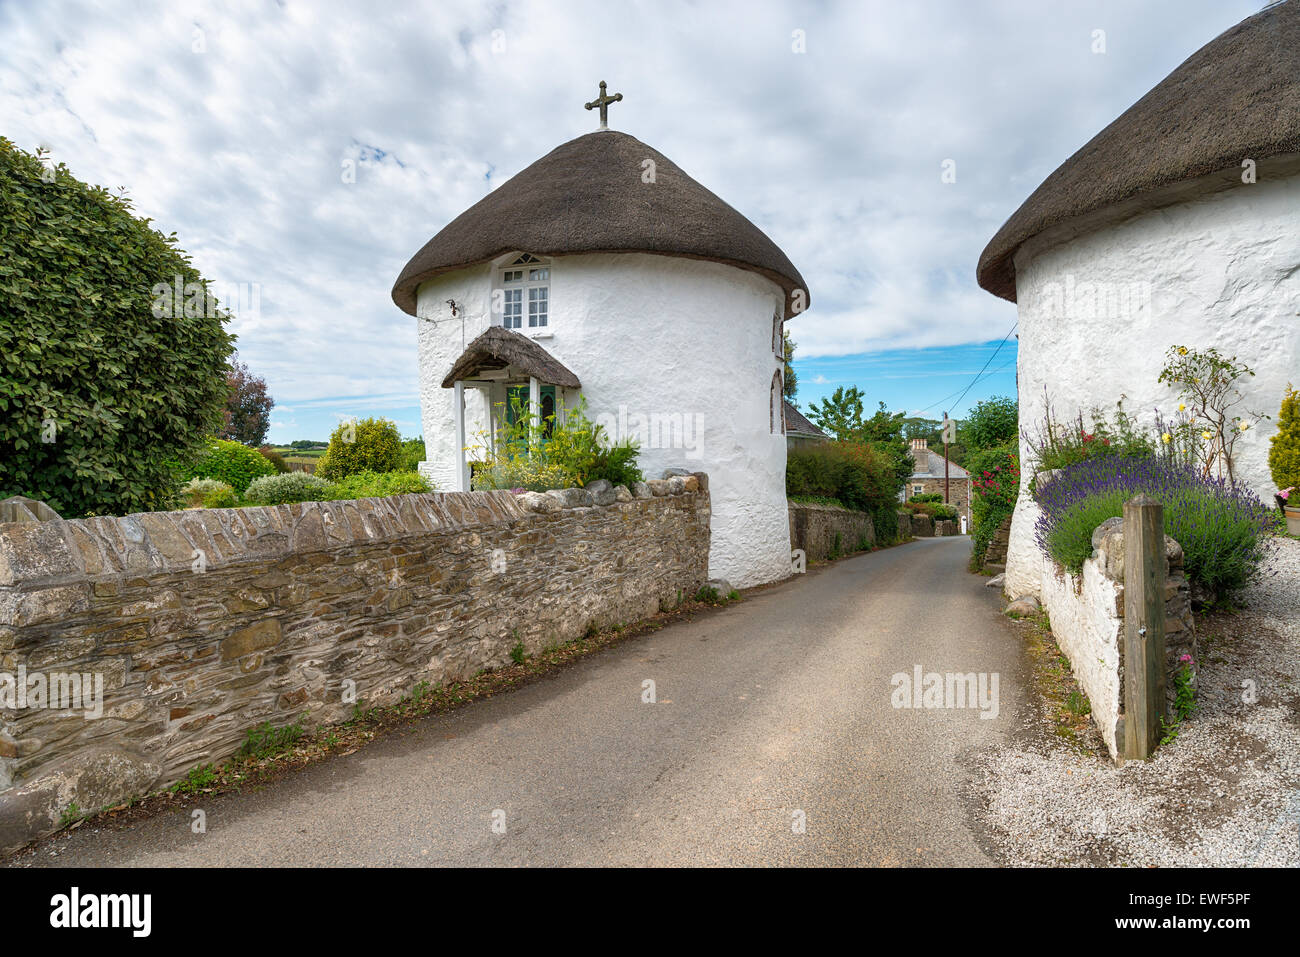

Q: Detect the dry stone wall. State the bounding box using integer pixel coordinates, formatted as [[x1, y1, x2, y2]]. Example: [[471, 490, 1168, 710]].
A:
[[788, 503, 874, 562], [0, 479, 709, 851]]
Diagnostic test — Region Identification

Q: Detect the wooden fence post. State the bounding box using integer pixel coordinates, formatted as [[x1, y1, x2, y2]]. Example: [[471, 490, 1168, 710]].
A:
[[1122, 494, 1167, 759]]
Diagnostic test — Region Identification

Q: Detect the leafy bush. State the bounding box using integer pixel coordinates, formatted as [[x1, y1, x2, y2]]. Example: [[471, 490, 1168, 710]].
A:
[[329, 470, 431, 499], [909, 493, 943, 504], [259, 445, 289, 474], [316, 417, 402, 480], [1025, 394, 1153, 481], [964, 395, 1019, 452], [1269, 385, 1300, 492], [399, 437, 426, 472], [472, 398, 641, 491], [180, 477, 238, 509], [187, 438, 276, 493], [1034, 456, 1277, 601], [786, 440, 899, 512], [968, 442, 1020, 568], [904, 500, 958, 522], [0, 138, 234, 517], [244, 472, 336, 505]]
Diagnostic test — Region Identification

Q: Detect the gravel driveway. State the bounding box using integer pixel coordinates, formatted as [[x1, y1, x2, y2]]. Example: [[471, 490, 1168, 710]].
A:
[[970, 537, 1300, 866]]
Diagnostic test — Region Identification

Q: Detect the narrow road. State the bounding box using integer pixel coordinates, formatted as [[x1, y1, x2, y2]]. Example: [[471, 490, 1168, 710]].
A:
[[13, 536, 1030, 867]]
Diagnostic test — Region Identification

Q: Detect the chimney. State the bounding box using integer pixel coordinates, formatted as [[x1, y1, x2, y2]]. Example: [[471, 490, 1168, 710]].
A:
[[910, 438, 928, 468]]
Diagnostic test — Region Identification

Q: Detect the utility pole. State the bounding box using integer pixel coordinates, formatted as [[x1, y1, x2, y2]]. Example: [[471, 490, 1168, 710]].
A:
[[942, 411, 951, 504]]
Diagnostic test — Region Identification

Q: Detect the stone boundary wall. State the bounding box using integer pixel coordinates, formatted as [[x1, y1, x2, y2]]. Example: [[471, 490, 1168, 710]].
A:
[[788, 502, 874, 562], [0, 476, 710, 851], [1036, 517, 1196, 761]]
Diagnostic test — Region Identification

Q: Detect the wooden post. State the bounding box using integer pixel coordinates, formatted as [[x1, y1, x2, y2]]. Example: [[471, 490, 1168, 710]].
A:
[[1122, 494, 1167, 759]]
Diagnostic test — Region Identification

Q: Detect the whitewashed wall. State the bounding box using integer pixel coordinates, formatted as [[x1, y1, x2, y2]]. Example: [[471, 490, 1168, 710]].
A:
[[1004, 172, 1300, 600], [1038, 553, 1123, 759], [414, 252, 792, 588]]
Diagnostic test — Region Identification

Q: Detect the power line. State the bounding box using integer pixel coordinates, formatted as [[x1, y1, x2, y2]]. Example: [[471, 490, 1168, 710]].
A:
[[914, 323, 1018, 417]]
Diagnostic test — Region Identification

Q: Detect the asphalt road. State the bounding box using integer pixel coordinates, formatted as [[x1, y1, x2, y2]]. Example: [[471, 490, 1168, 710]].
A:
[[14, 536, 1029, 867]]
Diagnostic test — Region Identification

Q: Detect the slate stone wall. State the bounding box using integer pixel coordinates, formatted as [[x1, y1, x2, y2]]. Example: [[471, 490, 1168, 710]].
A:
[[0, 481, 709, 851], [788, 502, 874, 562]]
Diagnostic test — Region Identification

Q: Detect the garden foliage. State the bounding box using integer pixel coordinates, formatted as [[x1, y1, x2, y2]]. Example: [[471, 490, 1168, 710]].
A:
[[1034, 456, 1276, 601], [1268, 385, 1300, 492], [0, 138, 234, 517], [316, 417, 403, 480], [187, 438, 276, 493]]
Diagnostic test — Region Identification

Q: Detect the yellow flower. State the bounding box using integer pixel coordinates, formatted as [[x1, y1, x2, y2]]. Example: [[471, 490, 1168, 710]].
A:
[[1201, 431, 1213, 440], [1239, 421, 1250, 432], [1161, 433, 1172, 444], [1178, 346, 1189, 355], [1178, 403, 1185, 412]]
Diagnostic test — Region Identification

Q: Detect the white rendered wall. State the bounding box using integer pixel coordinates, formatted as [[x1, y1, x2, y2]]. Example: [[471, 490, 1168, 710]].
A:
[[414, 252, 792, 588], [1004, 173, 1300, 600]]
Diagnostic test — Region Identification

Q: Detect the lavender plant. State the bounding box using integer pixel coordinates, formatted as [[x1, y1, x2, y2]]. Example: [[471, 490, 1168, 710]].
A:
[[1034, 456, 1278, 601]]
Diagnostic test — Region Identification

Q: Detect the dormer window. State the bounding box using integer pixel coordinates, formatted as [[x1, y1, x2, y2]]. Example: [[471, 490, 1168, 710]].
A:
[[500, 254, 550, 330]]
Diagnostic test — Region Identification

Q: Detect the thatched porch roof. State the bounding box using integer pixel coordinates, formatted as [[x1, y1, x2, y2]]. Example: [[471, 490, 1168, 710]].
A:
[[441, 326, 581, 389]]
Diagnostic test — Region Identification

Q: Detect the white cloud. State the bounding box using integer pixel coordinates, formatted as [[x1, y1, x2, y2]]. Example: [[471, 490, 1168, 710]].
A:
[[0, 0, 1263, 408]]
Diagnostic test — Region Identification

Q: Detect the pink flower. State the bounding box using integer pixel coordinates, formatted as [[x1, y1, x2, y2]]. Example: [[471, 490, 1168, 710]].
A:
[[1179, 654, 1194, 664]]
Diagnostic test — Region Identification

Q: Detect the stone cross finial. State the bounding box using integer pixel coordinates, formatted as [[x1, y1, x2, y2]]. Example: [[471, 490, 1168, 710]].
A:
[[584, 81, 623, 130]]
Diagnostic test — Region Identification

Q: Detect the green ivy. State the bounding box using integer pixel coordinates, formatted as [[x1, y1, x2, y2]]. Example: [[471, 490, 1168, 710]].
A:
[[0, 138, 234, 517]]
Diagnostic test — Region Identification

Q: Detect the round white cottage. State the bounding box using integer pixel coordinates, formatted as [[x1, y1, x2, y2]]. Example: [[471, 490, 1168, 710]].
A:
[[392, 128, 810, 588], [977, 2, 1300, 600]]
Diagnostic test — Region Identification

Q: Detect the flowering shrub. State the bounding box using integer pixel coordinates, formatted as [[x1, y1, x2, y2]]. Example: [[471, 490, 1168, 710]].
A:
[[967, 442, 1020, 567], [1024, 393, 1152, 480], [472, 399, 641, 492], [1034, 456, 1277, 601], [1158, 345, 1266, 482], [180, 477, 238, 509]]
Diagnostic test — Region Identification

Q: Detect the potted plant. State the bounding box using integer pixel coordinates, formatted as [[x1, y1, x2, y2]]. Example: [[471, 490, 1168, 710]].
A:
[[1280, 488, 1300, 535]]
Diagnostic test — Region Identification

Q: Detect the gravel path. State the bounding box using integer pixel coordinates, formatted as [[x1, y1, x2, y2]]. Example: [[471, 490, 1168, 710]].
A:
[[970, 537, 1300, 867]]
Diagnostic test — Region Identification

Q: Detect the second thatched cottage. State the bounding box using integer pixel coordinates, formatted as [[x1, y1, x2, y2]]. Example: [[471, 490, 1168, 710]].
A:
[[391, 86, 810, 588]]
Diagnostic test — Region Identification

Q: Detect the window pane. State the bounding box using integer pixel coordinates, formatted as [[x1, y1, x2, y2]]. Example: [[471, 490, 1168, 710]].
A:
[[529, 268, 549, 281], [503, 288, 522, 328], [528, 287, 548, 327], [504, 270, 522, 282]]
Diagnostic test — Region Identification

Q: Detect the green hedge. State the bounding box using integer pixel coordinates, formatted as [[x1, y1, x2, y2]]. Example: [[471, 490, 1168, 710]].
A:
[[316, 417, 402, 479], [0, 138, 234, 517]]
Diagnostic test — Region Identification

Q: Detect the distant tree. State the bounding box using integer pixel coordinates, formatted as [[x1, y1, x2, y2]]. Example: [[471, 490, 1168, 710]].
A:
[[783, 330, 798, 401], [963, 396, 1019, 452], [807, 387, 911, 494], [219, 353, 274, 446]]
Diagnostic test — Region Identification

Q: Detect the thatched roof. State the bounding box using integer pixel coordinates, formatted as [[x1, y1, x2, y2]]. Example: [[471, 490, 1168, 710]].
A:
[[783, 401, 828, 439], [978, 1, 1300, 302], [441, 326, 581, 389], [394, 130, 809, 318]]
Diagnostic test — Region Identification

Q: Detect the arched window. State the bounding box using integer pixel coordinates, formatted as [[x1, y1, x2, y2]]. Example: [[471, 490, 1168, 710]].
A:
[[770, 370, 784, 434]]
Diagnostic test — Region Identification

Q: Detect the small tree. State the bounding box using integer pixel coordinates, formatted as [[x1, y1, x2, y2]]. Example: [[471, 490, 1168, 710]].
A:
[[1158, 345, 1267, 482], [316, 417, 402, 479], [220, 353, 274, 446], [963, 396, 1019, 452], [1269, 384, 1300, 492]]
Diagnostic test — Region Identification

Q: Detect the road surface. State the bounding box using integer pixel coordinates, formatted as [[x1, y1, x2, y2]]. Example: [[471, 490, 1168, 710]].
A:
[[12, 536, 1030, 867]]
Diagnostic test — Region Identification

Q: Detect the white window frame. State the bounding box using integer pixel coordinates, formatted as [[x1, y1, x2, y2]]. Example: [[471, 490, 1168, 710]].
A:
[[497, 253, 550, 332]]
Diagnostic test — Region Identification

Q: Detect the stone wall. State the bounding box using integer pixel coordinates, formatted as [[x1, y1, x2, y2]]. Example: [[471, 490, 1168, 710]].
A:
[[0, 478, 710, 851], [1036, 518, 1196, 762], [788, 502, 874, 562], [909, 476, 972, 524]]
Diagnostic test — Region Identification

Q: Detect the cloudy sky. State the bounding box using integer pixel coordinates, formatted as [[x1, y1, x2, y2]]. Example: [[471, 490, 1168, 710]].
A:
[[0, 0, 1267, 441]]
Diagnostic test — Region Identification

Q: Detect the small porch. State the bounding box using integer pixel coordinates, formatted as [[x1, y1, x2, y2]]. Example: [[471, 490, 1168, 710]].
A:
[[441, 326, 582, 491]]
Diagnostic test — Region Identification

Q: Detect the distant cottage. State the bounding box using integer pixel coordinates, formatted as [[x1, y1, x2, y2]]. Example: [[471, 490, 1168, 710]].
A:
[[907, 438, 970, 526], [977, 3, 1300, 600], [391, 85, 810, 587]]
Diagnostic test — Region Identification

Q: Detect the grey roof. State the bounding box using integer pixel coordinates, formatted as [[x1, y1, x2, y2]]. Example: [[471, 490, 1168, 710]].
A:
[[978, 0, 1300, 302], [393, 130, 809, 318], [441, 326, 581, 389], [783, 400, 828, 438], [911, 449, 969, 480]]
